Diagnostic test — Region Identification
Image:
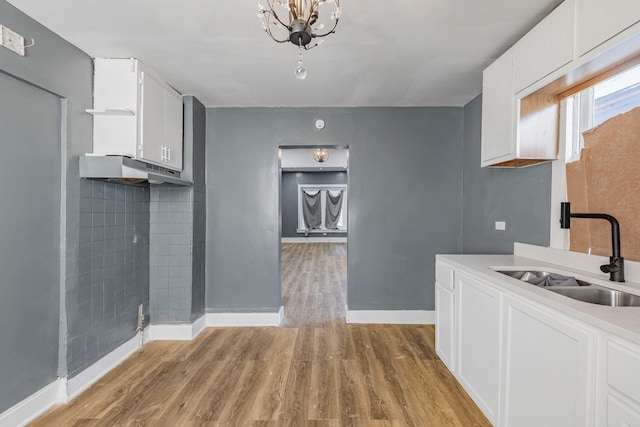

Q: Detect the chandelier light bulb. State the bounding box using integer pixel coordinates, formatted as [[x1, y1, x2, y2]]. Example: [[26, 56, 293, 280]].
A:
[[257, 0, 341, 79]]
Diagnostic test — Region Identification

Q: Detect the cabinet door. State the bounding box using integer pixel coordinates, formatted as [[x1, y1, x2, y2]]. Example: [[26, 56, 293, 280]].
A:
[[140, 71, 166, 166], [608, 394, 640, 426], [164, 89, 183, 171], [481, 48, 516, 167], [513, 0, 574, 93], [435, 282, 455, 372], [502, 296, 595, 427], [576, 0, 640, 57], [456, 272, 501, 424]]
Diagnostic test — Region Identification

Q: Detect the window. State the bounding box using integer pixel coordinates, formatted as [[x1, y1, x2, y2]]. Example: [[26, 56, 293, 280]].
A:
[[296, 184, 347, 233], [565, 64, 640, 162]]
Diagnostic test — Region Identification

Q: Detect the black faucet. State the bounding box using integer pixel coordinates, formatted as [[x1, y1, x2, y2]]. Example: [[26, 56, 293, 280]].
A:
[[560, 202, 625, 282]]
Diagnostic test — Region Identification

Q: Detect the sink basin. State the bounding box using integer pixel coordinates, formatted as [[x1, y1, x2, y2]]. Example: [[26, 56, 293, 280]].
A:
[[548, 286, 640, 307], [497, 270, 592, 286], [496, 269, 640, 307]]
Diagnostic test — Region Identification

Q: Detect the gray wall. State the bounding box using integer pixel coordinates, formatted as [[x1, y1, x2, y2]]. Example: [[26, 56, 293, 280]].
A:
[[70, 181, 149, 376], [0, 71, 61, 412], [0, 0, 93, 409], [189, 97, 207, 320], [206, 108, 464, 312], [281, 171, 348, 238], [462, 95, 552, 253]]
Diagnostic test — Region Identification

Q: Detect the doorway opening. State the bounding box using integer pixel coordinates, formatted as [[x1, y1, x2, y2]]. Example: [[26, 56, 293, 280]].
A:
[[278, 146, 349, 327]]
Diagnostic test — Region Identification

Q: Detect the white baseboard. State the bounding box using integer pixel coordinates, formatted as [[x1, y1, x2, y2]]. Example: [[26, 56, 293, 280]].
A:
[[346, 307, 435, 324], [206, 306, 284, 327], [282, 237, 347, 243], [0, 379, 61, 427], [145, 314, 207, 341], [65, 333, 141, 401]]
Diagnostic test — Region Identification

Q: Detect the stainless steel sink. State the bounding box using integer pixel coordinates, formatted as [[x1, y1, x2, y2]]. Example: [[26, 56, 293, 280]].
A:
[[496, 270, 640, 307], [548, 286, 640, 307], [497, 270, 592, 286]]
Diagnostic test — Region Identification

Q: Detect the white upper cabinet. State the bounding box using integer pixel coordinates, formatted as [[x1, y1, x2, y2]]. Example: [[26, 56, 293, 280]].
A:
[[513, 0, 575, 94], [90, 58, 183, 171], [481, 48, 516, 167], [576, 0, 640, 57]]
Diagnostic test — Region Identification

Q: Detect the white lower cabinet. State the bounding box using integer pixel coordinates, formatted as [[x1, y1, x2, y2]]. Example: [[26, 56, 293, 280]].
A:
[[455, 272, 502, 425], [501, 296, 595, 427], [434, 261, 640, 426], [605, 340, 640, 426], [435, 282, 455, 371], [607, 395, 640, 426]]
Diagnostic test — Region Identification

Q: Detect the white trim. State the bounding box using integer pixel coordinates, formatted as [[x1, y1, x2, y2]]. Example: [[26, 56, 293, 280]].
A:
[[0, 379, 61, 427], [144, 314, 207, 341], [206, 306, 284, 327], [64, 333, 141, 401], [282, 237, 347, 243], [346, 307, 436, 325]]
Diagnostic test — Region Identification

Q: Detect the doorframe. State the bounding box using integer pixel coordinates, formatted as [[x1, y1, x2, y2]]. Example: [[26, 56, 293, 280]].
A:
[[277, 145, 350, 323]]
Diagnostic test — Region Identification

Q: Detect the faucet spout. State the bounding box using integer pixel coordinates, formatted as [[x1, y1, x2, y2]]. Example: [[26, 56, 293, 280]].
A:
[[560, 202, 625, 282]]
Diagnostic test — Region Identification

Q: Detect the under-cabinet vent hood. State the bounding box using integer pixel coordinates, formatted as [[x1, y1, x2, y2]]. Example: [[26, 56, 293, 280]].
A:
[[79, 155, 192, 186]]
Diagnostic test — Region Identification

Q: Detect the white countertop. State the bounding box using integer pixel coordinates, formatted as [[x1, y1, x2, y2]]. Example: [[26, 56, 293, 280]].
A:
[[437, 251, 640, 345]]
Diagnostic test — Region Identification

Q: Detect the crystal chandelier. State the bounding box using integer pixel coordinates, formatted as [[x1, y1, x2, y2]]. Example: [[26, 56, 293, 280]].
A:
[[314, 148, 329, 163], [257, 0, 342, 80]]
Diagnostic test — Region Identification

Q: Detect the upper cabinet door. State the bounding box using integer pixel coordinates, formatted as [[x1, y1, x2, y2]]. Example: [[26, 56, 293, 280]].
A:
[[140, 71, 166, 166], [164, 89, 183, 171], [481, 47, 516, 166], [576, 0, 640, 57], [513, 0, 575, 94]]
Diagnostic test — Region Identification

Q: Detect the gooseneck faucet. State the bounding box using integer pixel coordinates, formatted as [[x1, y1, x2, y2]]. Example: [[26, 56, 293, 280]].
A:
[[560, 202, 625, 282]]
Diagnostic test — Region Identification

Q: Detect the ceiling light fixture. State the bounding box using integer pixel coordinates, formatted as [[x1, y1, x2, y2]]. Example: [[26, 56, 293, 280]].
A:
[[257, 0, 342, 80], [314, 148, 329, 163]]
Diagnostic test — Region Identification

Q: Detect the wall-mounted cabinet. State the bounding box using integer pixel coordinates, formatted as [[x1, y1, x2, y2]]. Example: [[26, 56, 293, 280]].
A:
[[481, 0, 640, 167], [89, 58, 183, 171], [513, 0, 574, 94], [576, 0, 640, 57]]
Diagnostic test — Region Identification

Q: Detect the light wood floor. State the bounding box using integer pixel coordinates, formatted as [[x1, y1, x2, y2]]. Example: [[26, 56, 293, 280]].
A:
[[31, 243, 489, 426]]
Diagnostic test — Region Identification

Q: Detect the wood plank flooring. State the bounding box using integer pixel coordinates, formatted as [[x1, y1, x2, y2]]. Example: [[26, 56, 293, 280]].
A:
[[31, 243, 489, 426]]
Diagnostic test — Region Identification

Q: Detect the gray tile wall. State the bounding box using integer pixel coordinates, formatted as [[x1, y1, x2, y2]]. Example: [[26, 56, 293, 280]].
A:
[[149, 187, 193, 323], [67, 180, 150, 377]]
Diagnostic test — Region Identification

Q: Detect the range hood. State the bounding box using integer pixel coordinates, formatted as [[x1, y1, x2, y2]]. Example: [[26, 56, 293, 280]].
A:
[[79, 155, 192, 186]]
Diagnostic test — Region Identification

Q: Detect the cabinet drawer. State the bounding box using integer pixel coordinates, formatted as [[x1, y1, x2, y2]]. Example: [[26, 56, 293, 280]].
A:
[[608, 341, 640, 404], [435, 262, 454, 290]]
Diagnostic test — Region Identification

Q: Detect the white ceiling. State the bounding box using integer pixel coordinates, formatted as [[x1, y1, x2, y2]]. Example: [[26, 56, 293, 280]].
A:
[[8, 0, 561, 107]]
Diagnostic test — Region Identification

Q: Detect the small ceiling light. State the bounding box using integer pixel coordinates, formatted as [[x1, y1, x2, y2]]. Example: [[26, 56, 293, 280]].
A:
[[314, 148, 329, 163], [257, 0, 342, 79]]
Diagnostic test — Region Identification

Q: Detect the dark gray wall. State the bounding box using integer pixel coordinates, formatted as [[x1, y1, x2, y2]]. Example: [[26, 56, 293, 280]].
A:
[[0, 71, 61, 412], [281, 171, 348, 238], [189, 97, 207, 320], [462, 95, 552, 253], [70, 181, 149, 376], [206, 108, 464, 312]]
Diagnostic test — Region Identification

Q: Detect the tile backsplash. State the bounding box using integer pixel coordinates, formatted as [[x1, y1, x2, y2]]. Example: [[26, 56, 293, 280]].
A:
[[67, 180, 149, 377]]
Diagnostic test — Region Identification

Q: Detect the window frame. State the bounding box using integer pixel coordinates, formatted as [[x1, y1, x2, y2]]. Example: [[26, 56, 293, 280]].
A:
[[296, 184, 348, 234]]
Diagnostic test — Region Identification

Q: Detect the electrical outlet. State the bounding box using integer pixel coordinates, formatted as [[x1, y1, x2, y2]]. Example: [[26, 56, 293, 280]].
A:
[[495, 221, 506, 231], [0, 25, 25, 56]]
